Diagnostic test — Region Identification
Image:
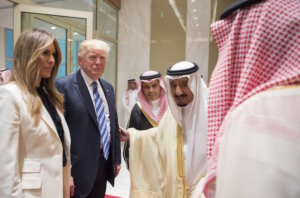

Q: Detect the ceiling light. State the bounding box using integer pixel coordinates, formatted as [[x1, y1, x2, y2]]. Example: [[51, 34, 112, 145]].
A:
[[168, 0, 186, 31], [51, 26, 56, 30]]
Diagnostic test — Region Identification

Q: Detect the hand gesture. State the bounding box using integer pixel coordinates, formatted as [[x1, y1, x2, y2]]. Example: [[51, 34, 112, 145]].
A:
[[70, 176, 74, 197], [114, 164, 121, 177], [119, 127, 129, 141]]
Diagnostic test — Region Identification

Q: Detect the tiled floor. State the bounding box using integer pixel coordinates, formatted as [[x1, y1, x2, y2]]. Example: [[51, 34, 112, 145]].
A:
[[106, 142, 130, 198]]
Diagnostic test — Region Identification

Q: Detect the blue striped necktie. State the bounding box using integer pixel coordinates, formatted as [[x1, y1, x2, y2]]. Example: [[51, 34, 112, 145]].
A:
[[92, 81, 110, 160]]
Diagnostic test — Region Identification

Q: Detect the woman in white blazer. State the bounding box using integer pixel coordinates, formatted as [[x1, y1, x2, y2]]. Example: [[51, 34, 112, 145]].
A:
[[0, 28, 71, 198]]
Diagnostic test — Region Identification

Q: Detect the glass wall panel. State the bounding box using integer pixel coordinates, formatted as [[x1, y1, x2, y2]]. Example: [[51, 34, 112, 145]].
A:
[[12, 0, 118, 86], [99, 0, 118, 39], [94, 0, 118, 89], [102, 39, 117, 89], [72, 32, 85, 72], [19, 10, 88, 78], [5, 28, 13, 69], [33, 18, 67, 78], [0, 1, 13, 69]]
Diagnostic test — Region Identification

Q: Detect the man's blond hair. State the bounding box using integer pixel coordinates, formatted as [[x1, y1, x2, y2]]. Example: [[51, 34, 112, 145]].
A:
[[78, 39, 110, 57]]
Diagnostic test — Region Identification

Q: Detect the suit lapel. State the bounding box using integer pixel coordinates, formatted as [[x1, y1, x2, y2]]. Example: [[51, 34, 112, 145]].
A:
[[75, 71, 99, 131], [21, 86, 60, 141], [40, 105, 60, 141]]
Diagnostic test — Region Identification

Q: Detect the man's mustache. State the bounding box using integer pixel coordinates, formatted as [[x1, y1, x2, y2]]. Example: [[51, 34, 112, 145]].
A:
[[175, 94, 187, 97]]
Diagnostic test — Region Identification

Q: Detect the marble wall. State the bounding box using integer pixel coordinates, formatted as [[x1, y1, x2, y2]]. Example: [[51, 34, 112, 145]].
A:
[[117, 0, 151, 127], [116, 0, 212, 126]]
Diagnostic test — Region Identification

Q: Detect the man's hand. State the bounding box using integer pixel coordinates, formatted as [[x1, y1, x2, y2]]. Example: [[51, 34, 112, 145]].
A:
[[119, 127, 129, 141], [70, 176, 74, 197], [114, 164, 121, 177]]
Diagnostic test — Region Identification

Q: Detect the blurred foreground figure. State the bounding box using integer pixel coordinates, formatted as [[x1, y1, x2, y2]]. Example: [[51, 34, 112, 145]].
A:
[[204, 0, 300, 197]]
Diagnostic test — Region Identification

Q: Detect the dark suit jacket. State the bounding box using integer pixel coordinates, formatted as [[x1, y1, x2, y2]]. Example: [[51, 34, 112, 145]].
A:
[[55, 70, 121, 197]]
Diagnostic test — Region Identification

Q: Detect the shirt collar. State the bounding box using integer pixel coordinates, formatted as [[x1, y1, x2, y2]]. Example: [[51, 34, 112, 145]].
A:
[[80, 69, 96, 87]]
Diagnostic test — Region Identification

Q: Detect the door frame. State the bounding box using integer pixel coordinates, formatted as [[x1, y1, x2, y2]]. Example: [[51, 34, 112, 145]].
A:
[[14, 4, 93, 44], [13, 4, 93, 75]]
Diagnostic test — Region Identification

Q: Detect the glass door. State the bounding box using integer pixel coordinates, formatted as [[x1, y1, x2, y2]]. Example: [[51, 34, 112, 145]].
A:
[[14, 4, 92, 76], [71, 28, 85, 73]]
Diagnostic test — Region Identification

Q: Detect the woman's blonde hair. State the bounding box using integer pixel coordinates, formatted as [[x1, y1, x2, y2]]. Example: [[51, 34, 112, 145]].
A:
[[10, 28, 64, 125]]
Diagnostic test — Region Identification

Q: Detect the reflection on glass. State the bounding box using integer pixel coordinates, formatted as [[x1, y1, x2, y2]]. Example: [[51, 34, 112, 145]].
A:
[[0, 1, 13, 69], [34, 18, 67, 78], [5, 28, 13, 69], [73, 32, 85, 72], [99, 0, 117, 39], [21, 12, 86, 78], [101, 39, 116, 89]]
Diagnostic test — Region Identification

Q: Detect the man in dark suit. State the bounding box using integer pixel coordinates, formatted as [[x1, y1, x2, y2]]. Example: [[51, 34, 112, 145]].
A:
[[56, 39, 121, 198]]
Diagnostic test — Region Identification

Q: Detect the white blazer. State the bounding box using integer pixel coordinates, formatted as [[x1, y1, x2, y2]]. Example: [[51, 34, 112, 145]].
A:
[[0, 83, 71, 198]]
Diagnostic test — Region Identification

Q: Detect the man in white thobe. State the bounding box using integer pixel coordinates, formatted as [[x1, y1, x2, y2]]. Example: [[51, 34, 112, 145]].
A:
[[122, 79, 138, 126]]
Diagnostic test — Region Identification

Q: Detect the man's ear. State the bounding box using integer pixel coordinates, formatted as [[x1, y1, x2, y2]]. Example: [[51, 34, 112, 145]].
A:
[[78, 55, 83, 66]]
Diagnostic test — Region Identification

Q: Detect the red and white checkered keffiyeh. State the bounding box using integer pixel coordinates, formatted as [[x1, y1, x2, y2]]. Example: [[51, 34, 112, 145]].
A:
[[138, 72, 168, 123], [205, 0, 300, 196]]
